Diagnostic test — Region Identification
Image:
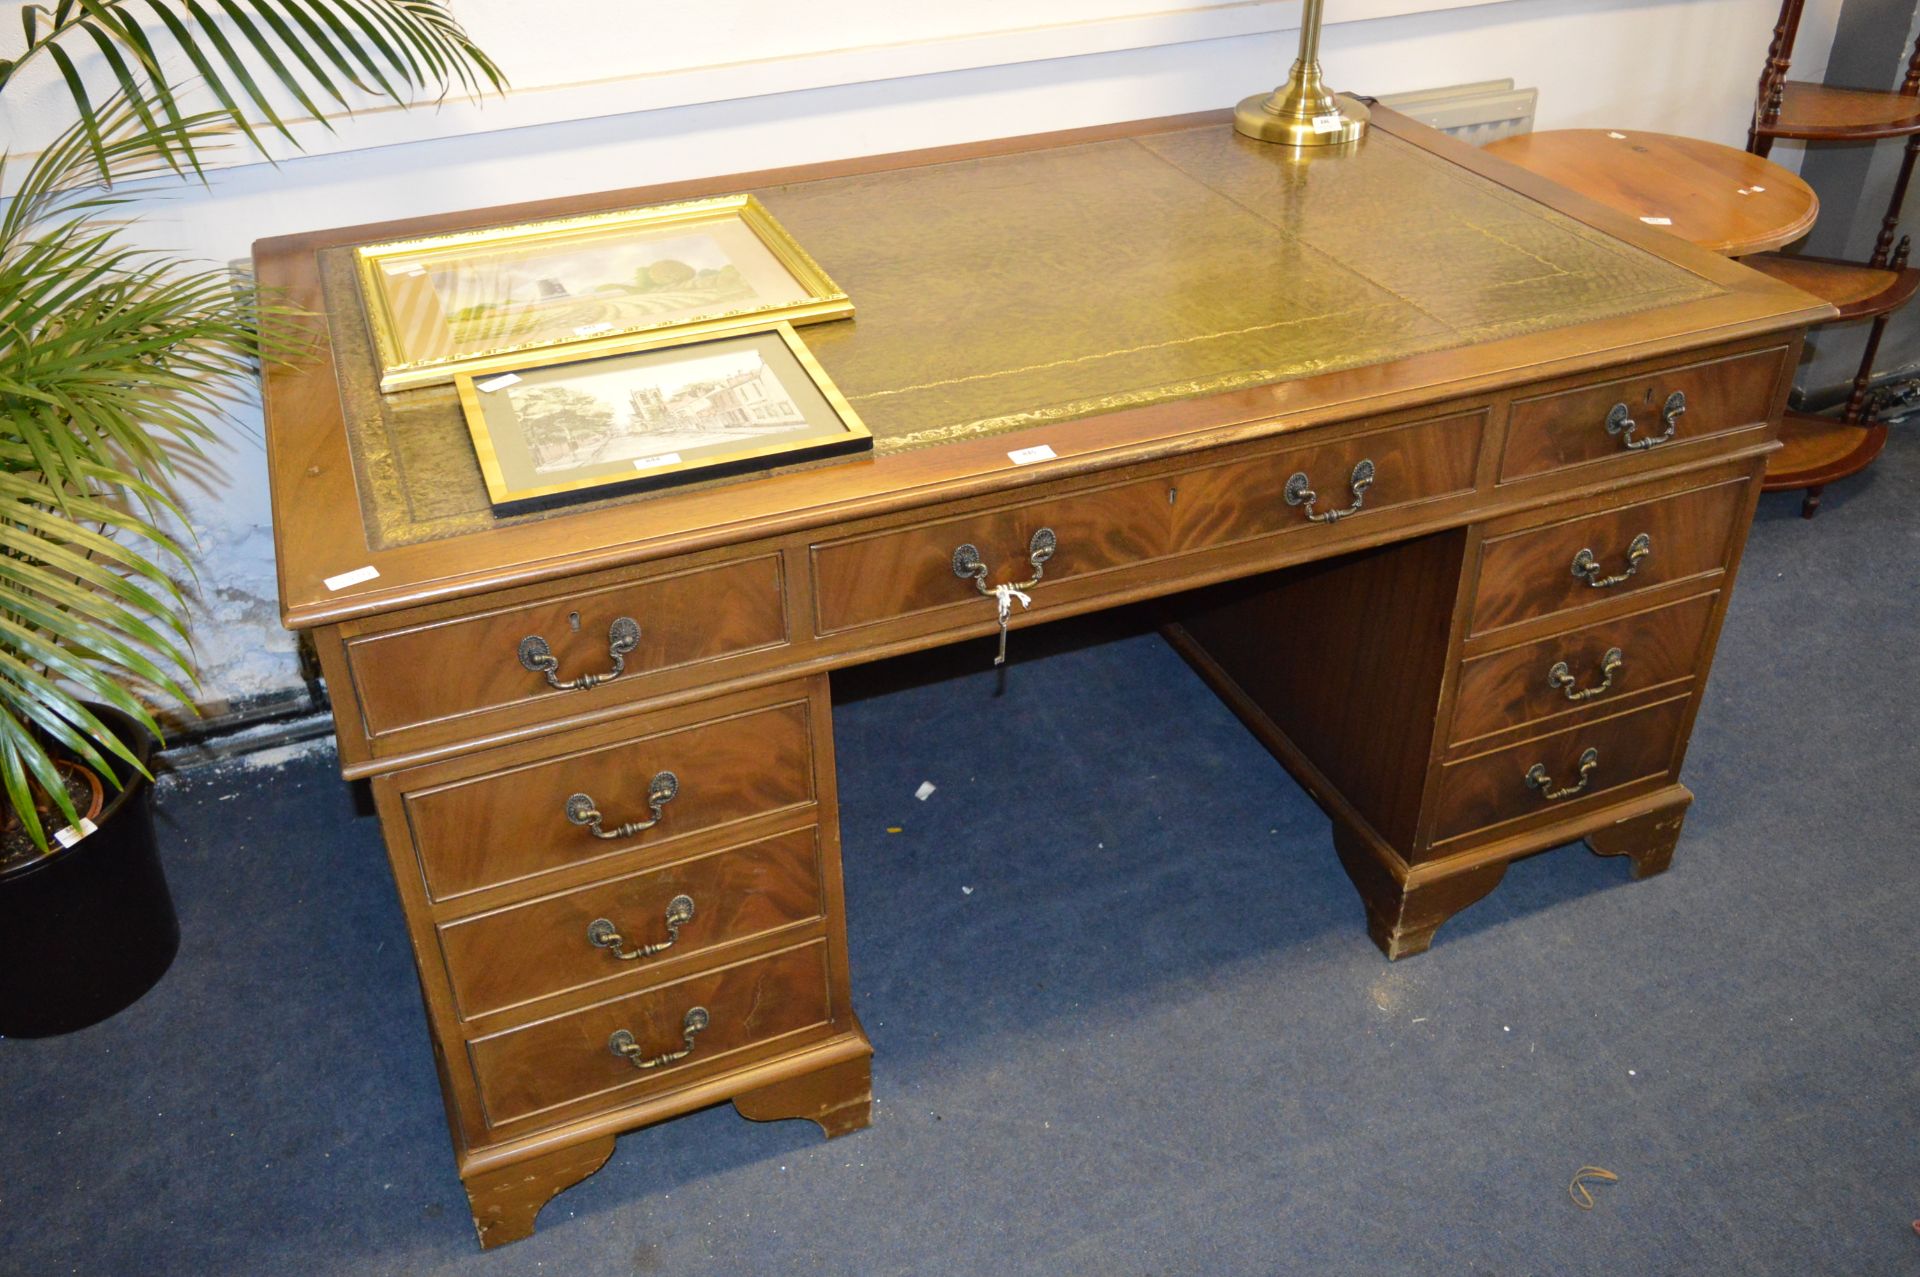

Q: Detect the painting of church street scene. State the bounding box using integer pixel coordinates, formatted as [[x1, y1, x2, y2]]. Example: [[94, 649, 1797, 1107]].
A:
[[509, 343, 811, 475], [459, 324, 871, 509]]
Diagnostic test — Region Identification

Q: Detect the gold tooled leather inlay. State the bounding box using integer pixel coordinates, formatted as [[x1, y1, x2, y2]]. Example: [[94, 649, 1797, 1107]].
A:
[[324, 125, 1720, 549]]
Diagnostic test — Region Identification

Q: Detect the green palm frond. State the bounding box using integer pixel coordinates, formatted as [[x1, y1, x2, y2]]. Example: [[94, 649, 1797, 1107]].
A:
[[0, 1, 505, 181], [0, 85, 314, 852], [0, 202, 303, 846], [0, 3, 498, 854]]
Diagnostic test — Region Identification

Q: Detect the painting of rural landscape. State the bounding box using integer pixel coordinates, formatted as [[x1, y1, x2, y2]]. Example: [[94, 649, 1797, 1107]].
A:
[[361, 196, 850, 391], [430, 230, 763, 354], [506, 344, 814, 476]]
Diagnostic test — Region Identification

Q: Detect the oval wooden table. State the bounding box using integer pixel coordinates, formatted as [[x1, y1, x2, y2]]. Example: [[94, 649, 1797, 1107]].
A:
[[1483, 129, 1819, 256]]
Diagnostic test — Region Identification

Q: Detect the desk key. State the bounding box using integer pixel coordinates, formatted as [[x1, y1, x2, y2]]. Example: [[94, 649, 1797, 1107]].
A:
[[991, 584, 1031, 665]]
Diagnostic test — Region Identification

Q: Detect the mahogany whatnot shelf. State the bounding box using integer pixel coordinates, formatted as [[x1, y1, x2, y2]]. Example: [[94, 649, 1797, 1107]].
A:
[[1752, 81, 1920, 142], [260, 109, 1830, 1247], [1747, 4, 1920, 514], [1740, 253, 1920, 323], [1738, 253, 1917, 511]]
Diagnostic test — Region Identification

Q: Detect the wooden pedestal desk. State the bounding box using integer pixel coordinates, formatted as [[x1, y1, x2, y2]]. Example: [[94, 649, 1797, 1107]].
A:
[[259, 109, 1830, 1247]]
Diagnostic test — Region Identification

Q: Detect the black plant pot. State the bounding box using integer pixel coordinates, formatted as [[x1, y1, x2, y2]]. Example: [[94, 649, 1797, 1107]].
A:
[[0, 705, 178, 1038]]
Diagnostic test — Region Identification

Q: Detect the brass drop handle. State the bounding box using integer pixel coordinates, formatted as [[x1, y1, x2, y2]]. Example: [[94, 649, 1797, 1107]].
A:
[[587, 895, 695, 962], [1285, 458, 1375, 524], [609, 1006, 709, 1071], [1525, 747, 1600, 801], [952, 527, 1057, 666], [1605, 391, 1685, 451], [518, 617, 641, 691], [1547, 647, 1624, 702], [1571, 532, 1651, 588], [566, 771, 679, 840], [952, 526, 1056, 595]]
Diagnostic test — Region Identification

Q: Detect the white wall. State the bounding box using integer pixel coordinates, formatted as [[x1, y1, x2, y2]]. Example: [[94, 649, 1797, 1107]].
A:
[[15, 0, 1839, 709]]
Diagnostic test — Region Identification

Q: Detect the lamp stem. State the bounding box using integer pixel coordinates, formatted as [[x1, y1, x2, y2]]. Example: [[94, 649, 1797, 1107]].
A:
[[1298, 0, 1324, 64]]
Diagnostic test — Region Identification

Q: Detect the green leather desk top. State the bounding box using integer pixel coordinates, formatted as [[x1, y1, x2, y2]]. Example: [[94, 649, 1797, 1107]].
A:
[[324, 122, 1721, 550]]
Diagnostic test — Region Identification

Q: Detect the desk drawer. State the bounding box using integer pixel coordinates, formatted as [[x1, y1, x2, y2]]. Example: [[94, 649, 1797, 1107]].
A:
[[1170, 410, 1484, 551], [809, 409, 1483, 639], [437, 827, 826, 1021], [468, 939, 835, 1132], [810, 477, 1169, 636], [1449, 592, 1718, 747], [345, 554, 787, 741], [1429, 696, 1689, 847], [1500, 346, 1785, 482], [1469, 477, 1747, 636], [402, 698, 816, 903]]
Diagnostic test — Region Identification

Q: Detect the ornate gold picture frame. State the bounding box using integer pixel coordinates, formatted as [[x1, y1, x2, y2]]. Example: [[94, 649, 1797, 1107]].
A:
[[356, 194, 851, 391], [454, 321, 872, 513]]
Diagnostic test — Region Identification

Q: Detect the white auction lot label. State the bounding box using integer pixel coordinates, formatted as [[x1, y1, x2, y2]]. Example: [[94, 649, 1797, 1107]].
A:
[[324, 565, 380, 591]]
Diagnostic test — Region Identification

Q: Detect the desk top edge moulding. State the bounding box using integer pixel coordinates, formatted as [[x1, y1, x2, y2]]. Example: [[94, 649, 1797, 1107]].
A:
[[261, 110, 1830, 631], [260, 107, 1832, 1249]]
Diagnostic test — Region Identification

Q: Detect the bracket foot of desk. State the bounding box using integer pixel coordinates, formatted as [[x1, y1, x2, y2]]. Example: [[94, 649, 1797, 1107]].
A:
[[1333, 822, 1511, 959], [459, 1028, 872, 1247], [734, 1048, 874, 1139], [1334, 785, 1694, 959], [464, 1134, 616, 1250], [1585, 792, 1690, 879]]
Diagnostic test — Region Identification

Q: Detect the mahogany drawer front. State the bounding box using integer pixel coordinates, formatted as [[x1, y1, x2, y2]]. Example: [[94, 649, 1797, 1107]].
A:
[[437, 826, 827, 1022], [1469, 477, 1747, 636], [809, 410, 1483, 639], [345, 554, 787, 741], [1429, 696, 1690, 848], [1169, 410, 1484, 552], [1499, 346, 1785, 482], [810, 477, 1169, 636], [403, 699, 816, 903], [1449, 592, 1718, 747], [468, 939, 835, 1131]]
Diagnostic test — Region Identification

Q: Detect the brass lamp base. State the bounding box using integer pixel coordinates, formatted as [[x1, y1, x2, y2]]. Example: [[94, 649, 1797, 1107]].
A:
[[1234, 88, 1371, 148]]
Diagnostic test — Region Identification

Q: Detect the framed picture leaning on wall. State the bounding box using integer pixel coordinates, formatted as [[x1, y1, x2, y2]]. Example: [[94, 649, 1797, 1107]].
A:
[[356, 194, 852, 391], [454, 321, 872, 513]]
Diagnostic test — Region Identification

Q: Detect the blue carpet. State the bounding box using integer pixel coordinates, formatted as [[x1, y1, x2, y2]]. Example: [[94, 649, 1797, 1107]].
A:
[[3, 429, 1916, 1276]]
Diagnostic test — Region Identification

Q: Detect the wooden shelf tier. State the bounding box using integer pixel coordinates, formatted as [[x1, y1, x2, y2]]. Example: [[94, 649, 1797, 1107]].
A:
[[1753, 82, 1920, 141], [1762, 409, 1891, 496], [1740, 253, 1920, 321]]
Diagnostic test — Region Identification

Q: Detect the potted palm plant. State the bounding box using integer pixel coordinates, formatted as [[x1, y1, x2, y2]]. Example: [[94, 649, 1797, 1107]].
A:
[[0, 1, 500, 1036]]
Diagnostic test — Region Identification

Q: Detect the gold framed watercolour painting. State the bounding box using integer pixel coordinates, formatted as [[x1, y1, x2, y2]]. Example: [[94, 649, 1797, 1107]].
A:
[[356, 194, 851, 391], [454, 322, 872, 513]]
